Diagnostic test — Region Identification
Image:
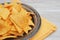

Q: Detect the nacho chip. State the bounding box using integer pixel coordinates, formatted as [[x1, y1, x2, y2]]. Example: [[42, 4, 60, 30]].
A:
[[10, 14, 28, 28], [10, 14, 33, 34], [10, 17, 23, 33], [6, 18, 12, 25], [11, 0, 22, 12], [11, 25, 16, 31], [0, 19, 11, 35], [12, 3, 22, 12], [11, 8, 19, 15], [0, 36, 16, 40], [23, 26, 32, 34], [19, 8, 27, 16], [0, 8, 10, 20], [29, 19, 34, 26], [9, 30, 23, 36]]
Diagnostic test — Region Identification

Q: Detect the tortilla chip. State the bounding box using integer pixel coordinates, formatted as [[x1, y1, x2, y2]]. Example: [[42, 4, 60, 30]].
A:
[[0, 36, 16, 40], [0, 19, 11, 35], [6, 18, 12, 25], [29, 19, 34, 26], [11, 8, 19, 15], [23, 26, 32, 34], [10, 14, 28, 27], [11, 25, 16, 31], [0, 8, 10, 20], [10, 12, 33, 34], [9, 30, 23, 36], [12, 3, 21, 12], [0, 17, 1, 19], [19, 8, 27, 16], [9, 17, 23, 33]]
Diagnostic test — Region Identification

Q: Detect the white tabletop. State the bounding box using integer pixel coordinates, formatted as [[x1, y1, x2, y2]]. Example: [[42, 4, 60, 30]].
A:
[[0, 0, 60, 40]]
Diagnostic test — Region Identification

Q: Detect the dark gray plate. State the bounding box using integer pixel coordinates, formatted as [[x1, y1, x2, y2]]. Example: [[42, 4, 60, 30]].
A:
[[2, 2, 41, 40]]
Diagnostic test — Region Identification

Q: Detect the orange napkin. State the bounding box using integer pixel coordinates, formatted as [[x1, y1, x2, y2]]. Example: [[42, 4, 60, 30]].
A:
[[30, 17, 56, 40]]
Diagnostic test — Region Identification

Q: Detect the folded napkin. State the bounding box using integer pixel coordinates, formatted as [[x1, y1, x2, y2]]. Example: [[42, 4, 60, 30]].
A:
[[30, 17, 56, 40]]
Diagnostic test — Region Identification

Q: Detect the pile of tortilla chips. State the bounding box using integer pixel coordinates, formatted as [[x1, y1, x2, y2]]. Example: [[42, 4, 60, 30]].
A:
[[0, 0, 34, 40]]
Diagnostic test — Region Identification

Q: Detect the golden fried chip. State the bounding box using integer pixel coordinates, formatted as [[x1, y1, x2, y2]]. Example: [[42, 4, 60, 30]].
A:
[[29, 19, 34, 26], [8, 30, 23, 36], [19, 8, 27, 16], [11, 7, 27, 15], [12, 3, 22, 12], [10, 14, 28, 28], [11, 25, 16, 31], [6, 18, 13, 25], [10, 0, 21, 12], [11, 8, 19, 15], [23, 26, 32, 34], [10, 14, 33, 34], [0, 36, 16, 40], [0, 8, 10, 20], [10, 17, 23, 33], [0, 19, 11, 35]]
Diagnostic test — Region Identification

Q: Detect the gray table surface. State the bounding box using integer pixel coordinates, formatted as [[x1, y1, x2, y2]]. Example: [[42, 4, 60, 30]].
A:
[[0, 0, 60, 40]]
